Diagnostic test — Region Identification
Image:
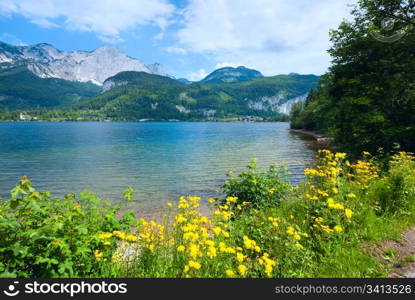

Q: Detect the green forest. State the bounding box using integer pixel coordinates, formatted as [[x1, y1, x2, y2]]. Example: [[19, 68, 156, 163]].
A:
[[290, 0, 414, 157], [0, 69, 317, 121]]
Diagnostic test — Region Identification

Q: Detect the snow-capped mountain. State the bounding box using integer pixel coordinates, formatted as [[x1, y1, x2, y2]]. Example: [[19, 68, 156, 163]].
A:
[[0, 41, 169, 85]]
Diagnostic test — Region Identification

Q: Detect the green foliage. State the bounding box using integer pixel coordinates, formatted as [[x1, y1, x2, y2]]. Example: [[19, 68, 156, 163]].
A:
[[68, 72, 318, 121], [222, 159, 291, 208], [0, 64, 100, 110], [290, 0, 415, 156], [370, 152, 415, 215], [0, 176, 135, 277]]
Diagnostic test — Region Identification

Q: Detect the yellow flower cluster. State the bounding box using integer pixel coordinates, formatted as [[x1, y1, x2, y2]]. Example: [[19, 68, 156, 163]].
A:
[[138, 219, 165, 252], [242, 236, 261, 252], [350, 159, 379, 186], [268, 216, 281, 227], [128, 195, 278, 278], [301, 150, 358, 239], [286, 225, 306, 248], [94, 250, 104, 261]]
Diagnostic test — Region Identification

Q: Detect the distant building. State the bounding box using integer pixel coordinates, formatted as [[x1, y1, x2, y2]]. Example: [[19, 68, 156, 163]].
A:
[[19, 112, 36, 121]]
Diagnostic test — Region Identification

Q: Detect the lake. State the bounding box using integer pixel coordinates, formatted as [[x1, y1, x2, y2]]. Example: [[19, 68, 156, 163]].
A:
[[0, 122, 314, 215]]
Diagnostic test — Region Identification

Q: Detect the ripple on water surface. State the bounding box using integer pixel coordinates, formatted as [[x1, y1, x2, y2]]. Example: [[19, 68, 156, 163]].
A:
[[0, 122, 314, 214]]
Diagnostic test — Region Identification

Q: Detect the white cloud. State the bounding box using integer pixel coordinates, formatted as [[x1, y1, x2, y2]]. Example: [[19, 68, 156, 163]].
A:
[[165, 46, 187, 55], [214, 62, 240, 69], [0, 0, 175, 42], [30, 18, 59, 28], [187, 68, 209, 81], [0, 32, 27, 46], [154, 32, 165, 40], [174, 0, 357, 75]]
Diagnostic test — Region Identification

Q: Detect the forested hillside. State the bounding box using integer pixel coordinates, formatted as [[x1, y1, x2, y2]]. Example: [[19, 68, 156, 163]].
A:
[[291, 0, 415, 156], [0, 63, 100, 110], [76, 71, 318, 120]]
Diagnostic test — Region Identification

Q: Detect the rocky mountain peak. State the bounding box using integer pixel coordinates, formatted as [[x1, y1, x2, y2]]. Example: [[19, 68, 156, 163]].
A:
[[0, 41, 169, 85]]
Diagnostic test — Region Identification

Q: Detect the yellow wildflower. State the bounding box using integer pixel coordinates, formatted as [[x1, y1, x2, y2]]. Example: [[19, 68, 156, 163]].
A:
[[94, 250, 103, 261], [99, 233, 113, 239], [295, 243, 304, 249], [226, 196, 238, 203], [238, 264, 247, 275], [212, 227, 222, 235], [236, 252, 245, 262], [208, 198, 216, 203], [345, 208, 353, 219], [207, 246, 217, 258], [188, 260, 201, 270], [334, 225, 343, 233], [125, 234, 138, 242], [286, 226, 295, 235]]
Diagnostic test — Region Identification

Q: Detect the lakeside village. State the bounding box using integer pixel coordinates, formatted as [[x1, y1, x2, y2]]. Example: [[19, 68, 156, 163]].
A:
[[15, 112, 268, 123]]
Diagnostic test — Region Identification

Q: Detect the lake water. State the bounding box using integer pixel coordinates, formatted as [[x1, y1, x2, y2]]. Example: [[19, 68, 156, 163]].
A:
[[0, 122, 314, 215]]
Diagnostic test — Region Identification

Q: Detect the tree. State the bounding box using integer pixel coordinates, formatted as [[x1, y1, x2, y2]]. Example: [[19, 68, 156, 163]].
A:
[[292, 0, 415, 156]]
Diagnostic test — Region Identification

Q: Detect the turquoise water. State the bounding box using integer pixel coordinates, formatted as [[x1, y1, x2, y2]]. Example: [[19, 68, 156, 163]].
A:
[[0, 122, 314, 214]]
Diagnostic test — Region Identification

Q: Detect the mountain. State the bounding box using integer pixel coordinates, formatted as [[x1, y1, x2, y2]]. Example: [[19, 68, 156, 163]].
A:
[[74, 71, 318, 120], [0, 41, 169, 85], [0, 63, 101, 110], [177, 78, 192, 84], [0, 40, 318, 120], [146, 63, 169, 78], [200, 66, 263, 84]]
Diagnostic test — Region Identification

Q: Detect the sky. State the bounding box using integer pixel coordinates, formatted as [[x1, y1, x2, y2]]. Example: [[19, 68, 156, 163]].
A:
[[0, 0, 357, 80]]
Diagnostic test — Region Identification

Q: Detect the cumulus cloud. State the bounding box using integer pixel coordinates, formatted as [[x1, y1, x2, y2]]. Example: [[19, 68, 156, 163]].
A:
[[0, 0, 175, 42], [187, 68, 209, 81], [0, 32, 27, 46], [165, 46, 187, 55], [214, 62, 241, 69], [174, 0, 357, 75]]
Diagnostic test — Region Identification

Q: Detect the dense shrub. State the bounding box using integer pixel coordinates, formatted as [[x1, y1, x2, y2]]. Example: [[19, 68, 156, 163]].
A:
[[221, 159, 291, 209], [0, 177, 135, 277], [370, 152, 415, 215]]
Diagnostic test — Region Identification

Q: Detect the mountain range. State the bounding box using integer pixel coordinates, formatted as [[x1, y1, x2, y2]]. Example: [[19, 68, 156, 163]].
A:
[[0, 41, 168, 85], [0, 41, 319, 121], [77, 71, 318, 121]]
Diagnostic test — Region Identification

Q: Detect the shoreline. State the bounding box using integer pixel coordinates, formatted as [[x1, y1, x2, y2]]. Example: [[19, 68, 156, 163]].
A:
[[0, 119, 290, 123], [289, 128, 329, 148]]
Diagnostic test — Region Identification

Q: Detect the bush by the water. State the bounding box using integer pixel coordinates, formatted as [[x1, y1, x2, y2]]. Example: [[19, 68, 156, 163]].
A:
[[1, 150, 415, 278], [221, 159, 291, 209], [0, 178, 135, 277]]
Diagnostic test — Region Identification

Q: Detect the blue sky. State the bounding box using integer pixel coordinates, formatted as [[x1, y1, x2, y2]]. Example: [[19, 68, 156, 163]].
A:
[[0, 0, 356, 80]]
